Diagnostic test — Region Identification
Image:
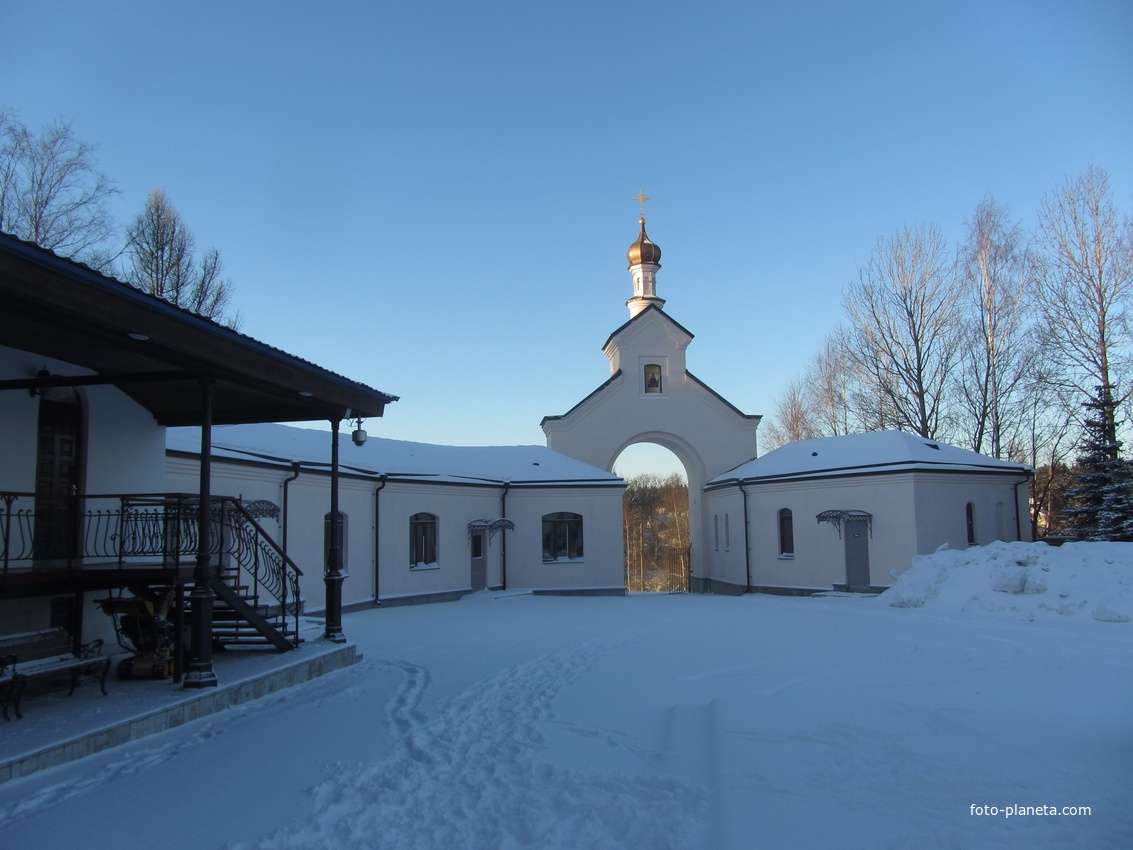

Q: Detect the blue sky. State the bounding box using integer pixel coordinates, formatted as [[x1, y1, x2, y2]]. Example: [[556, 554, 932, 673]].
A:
[[5, 0, 1131, 478]]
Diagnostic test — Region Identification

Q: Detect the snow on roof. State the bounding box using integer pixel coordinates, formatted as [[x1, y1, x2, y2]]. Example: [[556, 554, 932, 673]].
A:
[[710, 431, 1031, 486], [166, 423, 623, 487]]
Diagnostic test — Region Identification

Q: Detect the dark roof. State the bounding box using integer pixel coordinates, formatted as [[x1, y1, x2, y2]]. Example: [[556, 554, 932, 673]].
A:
[[0, 232, 398, 426]]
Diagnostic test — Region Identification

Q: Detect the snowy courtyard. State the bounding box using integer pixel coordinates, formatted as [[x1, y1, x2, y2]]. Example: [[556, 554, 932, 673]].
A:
[[1, 540, 1130, 849]]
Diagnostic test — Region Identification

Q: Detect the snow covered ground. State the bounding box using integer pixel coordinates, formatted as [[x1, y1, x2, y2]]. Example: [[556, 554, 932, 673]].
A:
[[0, 540, 1129, 849]]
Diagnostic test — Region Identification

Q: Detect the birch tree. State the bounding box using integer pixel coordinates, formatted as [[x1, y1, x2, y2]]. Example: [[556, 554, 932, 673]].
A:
[[1034, 165, 1133, 437], [806, 327, 856, 437], [843, 223, 962, 438], [763, 376, 821, 450], [956, 198, 1034, 457], [0, 110, 119, 270]]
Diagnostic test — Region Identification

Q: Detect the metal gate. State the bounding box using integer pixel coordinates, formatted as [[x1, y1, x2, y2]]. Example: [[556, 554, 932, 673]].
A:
[[625, 546, 689, 593]]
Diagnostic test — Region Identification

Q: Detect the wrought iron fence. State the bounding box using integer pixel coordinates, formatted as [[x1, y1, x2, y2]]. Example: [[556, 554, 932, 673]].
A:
[[625, 545, 690, 593], [0, 492, 302, 639]]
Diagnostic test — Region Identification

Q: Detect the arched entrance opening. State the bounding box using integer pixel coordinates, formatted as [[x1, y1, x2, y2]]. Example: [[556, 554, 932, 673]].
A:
[[614, 442, 690, 592]]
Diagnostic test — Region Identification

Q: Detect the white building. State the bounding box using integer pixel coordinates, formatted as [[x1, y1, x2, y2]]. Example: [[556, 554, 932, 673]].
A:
[[543, 214, 761, 590], [703, 432, 1033, 594], [166, 423, 627, 609], [0, 232, 395, 687]]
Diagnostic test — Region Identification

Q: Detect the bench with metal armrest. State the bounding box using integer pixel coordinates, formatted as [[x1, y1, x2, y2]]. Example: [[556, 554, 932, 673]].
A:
[[0, 628, 110, 720]]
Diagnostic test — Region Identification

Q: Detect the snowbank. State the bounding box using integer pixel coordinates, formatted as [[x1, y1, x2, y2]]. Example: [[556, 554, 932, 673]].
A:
[[882, 540, 1133, 623]]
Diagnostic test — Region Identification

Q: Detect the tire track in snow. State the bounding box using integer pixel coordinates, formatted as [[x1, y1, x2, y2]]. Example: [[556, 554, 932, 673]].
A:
[[238, 637, 708, 850]]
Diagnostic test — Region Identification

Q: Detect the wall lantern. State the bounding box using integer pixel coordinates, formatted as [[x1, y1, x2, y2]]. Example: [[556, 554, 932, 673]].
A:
[[351, 417, 368, 446]]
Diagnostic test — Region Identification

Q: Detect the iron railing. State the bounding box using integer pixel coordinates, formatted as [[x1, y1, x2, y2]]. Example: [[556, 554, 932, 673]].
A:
[[0, 492, 303, 642]]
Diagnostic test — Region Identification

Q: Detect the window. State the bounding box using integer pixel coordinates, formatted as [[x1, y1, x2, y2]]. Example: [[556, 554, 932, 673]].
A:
[[965, 502, 976, 546], [778, 509, 794, 558], [714, 514, 719, 550], [725, 514, 731, 552], [644, 363, 662, 394], [410, 512, 438, 567], [542, 512, 583, 561]]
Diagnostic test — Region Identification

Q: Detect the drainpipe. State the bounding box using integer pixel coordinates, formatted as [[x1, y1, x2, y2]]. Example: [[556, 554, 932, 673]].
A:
[[1013, 476, 1029, 541], [740, 481, 752, 593], [373, 475, 387, 605], [282, 462, 302, 565], [500, 483, 510, 590]]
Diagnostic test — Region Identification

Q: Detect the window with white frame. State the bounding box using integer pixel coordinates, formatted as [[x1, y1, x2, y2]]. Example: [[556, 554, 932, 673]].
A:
[[410, 512, 438, 567], [542, 512, 584, 561]]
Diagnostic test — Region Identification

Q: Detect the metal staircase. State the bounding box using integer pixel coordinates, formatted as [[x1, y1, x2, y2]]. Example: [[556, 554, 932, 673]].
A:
[[202, 497, 304, 651]]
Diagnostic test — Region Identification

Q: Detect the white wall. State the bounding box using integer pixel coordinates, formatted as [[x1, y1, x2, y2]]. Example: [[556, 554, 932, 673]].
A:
[[913, 473, 1033, 551], [746, 476, 920, 590], [0, 346, 166, 496], [505, 486, 625, 591], [543, 310, 758, 585], [1, 345, 166, 642], [375, 482, 502, 602], [705, 470, 1033, 593], [168, 455, 627, 610]]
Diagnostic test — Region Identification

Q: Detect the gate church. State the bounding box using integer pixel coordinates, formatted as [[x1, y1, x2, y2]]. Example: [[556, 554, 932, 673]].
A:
[[542, 207, 761, 591]]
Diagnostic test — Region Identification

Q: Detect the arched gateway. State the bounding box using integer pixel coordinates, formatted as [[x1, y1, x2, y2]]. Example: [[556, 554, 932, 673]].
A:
[[541, 211, 761, 592]]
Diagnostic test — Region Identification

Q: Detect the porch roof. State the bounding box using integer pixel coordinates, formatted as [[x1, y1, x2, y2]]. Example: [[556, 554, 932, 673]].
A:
[[0, 232, 398, 426]]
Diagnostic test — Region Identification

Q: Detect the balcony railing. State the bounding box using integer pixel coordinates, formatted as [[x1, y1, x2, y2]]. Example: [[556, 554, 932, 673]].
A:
[[1, 492, 303, 640]]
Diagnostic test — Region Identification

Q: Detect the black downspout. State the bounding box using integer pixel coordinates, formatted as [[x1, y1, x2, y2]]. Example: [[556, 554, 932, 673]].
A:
[[373, 475, 387, 605], [500, 483, 509, 590], [184, 377, 217, 689], [740, 482, 752, 594], [282, 461, 302, 566], [324, 419, 346, 643], [1013, 476, 1029, 541]]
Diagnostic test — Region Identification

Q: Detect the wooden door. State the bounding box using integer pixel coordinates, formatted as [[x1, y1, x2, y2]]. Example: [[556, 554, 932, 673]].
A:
[[34, 397, 83, 560]]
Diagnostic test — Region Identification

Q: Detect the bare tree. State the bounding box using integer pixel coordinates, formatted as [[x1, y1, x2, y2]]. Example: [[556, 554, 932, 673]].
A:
[[806, 327, 856, 437], [843, 223, 962, 438], [763, 376, 821, 450], [1018, 354, 1076, 537], [1034, 165, 1133, 437], [126, 188, 239, 326], [0, 110, 119, 270], [955, 197, 1035, 457]]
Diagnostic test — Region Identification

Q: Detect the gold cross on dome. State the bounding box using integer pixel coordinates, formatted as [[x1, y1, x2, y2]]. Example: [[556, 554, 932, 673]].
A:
[[633, 190, 650, 219]]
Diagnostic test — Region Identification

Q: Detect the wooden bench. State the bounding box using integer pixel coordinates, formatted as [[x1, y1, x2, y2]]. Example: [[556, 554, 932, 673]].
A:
[[0, 628, 110, 720]]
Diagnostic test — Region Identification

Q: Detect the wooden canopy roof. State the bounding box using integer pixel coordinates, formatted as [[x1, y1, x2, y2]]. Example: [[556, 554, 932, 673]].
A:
[[0, 233, 397, 426]]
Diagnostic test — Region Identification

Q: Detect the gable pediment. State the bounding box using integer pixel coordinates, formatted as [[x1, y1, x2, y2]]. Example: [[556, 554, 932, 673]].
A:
[[602, 305, 693, 362]]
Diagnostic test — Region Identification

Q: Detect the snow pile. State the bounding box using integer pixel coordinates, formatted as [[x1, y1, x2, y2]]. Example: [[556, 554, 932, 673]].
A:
[[883, 540, 1133, 623]]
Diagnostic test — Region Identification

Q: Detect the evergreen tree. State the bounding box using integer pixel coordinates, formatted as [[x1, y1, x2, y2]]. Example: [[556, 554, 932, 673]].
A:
[[1064, 385, 1133, 541]]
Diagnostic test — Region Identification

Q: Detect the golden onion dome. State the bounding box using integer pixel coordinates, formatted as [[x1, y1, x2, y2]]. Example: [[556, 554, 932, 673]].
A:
[[627, 217, 662, 268]]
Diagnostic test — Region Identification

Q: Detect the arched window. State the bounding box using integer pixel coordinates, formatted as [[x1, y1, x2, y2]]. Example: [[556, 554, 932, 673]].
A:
[[410, 512, 438, 567], [965, 502, 976, 546], [542, 512, 583, 561], [778, 509, 794, 558]]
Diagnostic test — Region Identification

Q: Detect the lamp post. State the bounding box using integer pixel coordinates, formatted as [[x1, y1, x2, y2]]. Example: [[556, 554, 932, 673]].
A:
[[324, 417, 346, 643]]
